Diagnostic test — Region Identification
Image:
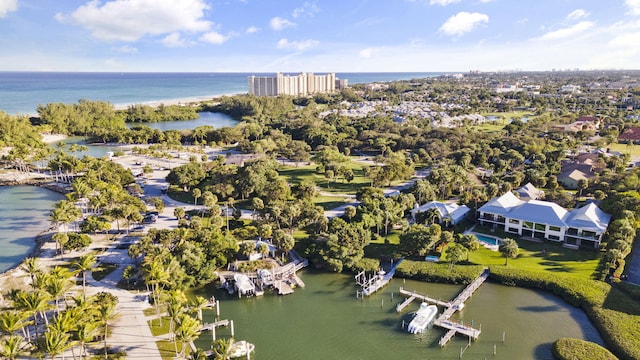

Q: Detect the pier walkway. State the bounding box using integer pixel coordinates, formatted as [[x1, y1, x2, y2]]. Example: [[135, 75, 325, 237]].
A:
[[398, 268, 489, 347]]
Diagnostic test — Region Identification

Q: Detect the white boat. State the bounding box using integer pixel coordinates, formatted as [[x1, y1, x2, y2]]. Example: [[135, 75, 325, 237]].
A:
[[407, 302, 438, 334], [227, 340, 255, 359]]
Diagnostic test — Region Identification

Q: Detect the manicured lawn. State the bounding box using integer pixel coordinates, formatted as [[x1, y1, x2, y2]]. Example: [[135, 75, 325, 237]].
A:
[[464, 239, 601, 278], [279, 163, 370, 195], [606, 142, 640, 157], [313, 195, 348, 210]]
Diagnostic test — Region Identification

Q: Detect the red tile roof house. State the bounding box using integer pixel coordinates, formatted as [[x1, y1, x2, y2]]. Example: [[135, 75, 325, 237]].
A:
[[618, 126, 640, 144]]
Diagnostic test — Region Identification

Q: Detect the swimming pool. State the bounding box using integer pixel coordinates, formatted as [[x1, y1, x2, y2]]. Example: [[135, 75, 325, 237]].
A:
[[475, 234, 501, 246]]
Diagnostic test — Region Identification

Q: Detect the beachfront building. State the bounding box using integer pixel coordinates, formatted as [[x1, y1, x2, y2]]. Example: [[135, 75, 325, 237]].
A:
[[410, 201, 470, 226], [247, 72, 344, 96], [477, 192, 611, 249]]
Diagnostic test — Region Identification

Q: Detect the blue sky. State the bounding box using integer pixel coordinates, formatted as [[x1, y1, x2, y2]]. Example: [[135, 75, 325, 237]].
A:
[[0, 0, 639, 72]]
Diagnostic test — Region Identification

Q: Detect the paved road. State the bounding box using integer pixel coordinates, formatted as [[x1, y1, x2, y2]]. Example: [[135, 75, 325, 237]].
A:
[[85, 247, 163, 359]]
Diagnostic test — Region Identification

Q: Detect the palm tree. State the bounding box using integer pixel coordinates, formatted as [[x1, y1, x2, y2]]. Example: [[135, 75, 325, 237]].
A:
[[425, 207, 441, 225], [75, 320, 99, 358], [44, 275, 74, 315], [0, 310, 32, 339], [174, 314, 202, 358], [95, 302, 119, 360], [73, 254, 97, 298], [499, 238, 519, 265], [189, 296, 210, 322], [212, 338, 231, 360], [457, 234, 481, 261], [192, 188, 201, 211], [189, 348, 209, 360], [163, 289, 186, 348], [143, 260, 169, 325], [0, 335, 29, 360], [13, 290, 51, 338], [21, 257, 41, 289], [34, 328, 72, 360]]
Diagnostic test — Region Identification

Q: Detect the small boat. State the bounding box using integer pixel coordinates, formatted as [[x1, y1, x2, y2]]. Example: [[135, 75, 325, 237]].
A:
[[407, 302, 438, 334], [227, 340, 255, 358]]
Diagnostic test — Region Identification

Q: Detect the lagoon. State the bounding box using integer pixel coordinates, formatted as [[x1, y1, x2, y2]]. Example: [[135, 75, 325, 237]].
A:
[[0, 186, 65, 273]]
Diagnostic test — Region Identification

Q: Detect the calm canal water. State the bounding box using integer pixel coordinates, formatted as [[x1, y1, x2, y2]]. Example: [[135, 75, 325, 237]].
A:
[[0, 186, 65, 273], [198, 271, 604, 360]]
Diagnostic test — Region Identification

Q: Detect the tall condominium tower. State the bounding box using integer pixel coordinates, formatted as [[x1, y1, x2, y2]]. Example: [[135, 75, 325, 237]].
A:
[[248, 72, 345, 96]]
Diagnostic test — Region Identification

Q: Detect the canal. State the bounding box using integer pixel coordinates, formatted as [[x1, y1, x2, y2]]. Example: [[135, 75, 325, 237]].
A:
[[197, 271, 604, 359]]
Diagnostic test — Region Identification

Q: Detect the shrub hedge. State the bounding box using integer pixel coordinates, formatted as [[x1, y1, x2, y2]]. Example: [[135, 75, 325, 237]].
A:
[[552, 338, 617, 360], [395, 260, 484, 284]]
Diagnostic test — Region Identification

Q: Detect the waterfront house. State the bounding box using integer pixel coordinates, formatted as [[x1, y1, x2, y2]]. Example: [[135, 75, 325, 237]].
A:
[[477, 192, 610, 249], [410, 201, 470, 226]]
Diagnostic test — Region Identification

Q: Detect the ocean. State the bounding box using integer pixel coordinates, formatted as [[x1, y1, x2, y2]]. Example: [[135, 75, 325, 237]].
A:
[[0, 72, 443, 115]]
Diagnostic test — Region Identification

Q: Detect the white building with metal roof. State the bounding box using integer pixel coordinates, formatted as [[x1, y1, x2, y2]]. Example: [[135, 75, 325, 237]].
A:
[[477, 192, 610, 249]]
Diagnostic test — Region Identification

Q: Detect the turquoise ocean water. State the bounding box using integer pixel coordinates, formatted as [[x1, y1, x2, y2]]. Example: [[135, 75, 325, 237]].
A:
[[0, 72, 442, 115]]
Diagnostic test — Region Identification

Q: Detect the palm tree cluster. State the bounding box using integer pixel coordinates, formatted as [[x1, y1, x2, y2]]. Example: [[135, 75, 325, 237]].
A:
[[0, 258, 119, 359]]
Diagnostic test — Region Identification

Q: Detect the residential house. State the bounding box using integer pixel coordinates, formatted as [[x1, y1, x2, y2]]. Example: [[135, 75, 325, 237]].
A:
[[516, 182, 544, 200], [557, 169, 589, 189], [477, 192, 610, 249], [557, 152, 603, 189], [618, 126, 640, 144], [410, 201, 470, 226]]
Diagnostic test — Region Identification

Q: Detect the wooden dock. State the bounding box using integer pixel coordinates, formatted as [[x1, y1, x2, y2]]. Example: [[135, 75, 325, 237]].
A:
[[397, 288, 452, 309], [200, 319, 230, 332], [398, 268, 489, 347], [356, 259, 403, 296]]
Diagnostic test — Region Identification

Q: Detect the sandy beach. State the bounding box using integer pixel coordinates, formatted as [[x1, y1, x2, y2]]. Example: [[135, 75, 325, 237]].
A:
[[112, 92, 242, 110]]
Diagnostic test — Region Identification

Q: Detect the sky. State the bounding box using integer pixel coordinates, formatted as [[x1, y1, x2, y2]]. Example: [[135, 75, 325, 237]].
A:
[[0, 0, 639, 72]]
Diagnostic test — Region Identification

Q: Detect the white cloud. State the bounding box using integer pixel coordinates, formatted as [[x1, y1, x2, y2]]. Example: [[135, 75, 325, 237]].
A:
[[540, 21, 594, 40], [161, 33, 188, 47], [292, 2, 319, 18], [0, 0, 17, 18], [65, 0, 212, 42], [200, 31, 228, 44], [270, 17, 295, 31], [627, 0, 640, 15], [277, 38, 318, 51], [359, 48, 374, 58], [429, 0, 461, 5], [479, 0, 495, 3], [246, 26, 259, 34], [112, 44, 138, 53], [609, 31, 640, 47], [439, 12, 489, 36], [567, 9, 589, 21]]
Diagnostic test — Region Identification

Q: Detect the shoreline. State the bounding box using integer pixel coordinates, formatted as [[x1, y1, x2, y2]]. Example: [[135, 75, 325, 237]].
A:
[[13, 92, 245, 117]]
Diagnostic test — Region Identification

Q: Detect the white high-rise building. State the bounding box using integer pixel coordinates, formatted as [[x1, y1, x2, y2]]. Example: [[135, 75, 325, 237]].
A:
[[248, 72, 342, 96]]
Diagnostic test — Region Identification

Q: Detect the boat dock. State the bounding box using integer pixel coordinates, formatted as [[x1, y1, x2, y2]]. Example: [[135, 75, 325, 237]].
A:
[[200, 319, 230, 332], [355, 259, 403, 296], [398, 268, 489, 346]]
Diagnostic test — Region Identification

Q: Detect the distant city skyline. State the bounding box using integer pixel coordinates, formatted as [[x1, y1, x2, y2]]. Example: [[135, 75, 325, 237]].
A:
[[1, 0, 639, 72]]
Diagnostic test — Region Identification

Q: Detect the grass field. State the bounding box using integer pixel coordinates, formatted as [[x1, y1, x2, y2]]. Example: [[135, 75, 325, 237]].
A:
[[278, 161, 371, 195], [606, 142, 640, 157], [444, 238, 602, 279]]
